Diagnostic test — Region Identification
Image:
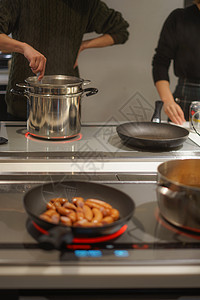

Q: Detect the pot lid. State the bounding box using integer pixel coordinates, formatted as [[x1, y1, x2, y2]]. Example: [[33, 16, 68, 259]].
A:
[[25, 75, 85, 87]]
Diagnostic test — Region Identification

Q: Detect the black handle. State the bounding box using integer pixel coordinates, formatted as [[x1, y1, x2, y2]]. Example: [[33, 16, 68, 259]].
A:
[[151, 100, 163, 123], [83, 87, 98, 97], [38, 226, 74, 250]]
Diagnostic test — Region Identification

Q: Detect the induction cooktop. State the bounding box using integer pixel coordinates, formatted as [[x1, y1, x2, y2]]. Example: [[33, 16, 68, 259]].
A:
[[0, 174, 199, 266]]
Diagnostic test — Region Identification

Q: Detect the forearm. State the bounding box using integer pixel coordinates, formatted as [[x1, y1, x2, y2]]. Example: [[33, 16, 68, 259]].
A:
[[0, 33, 26, 54], [155, 80, 174, 104], [0, 33, 46, 80], [81, 34, 114, 51]]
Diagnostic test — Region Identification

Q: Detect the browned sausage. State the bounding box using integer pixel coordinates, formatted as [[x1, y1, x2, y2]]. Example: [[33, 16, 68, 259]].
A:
[[56, 207, 71, 216], [72, 197, 84, 208], [67, 210, 77, 223], [83, 204, 93, 221], [44, 209, 57, 217], [76, 207, 84, 221], [110, 208, 120, 221], [101, 216, 114, 225], [99, 207, 111, 217], [63, 202, 77, 210], [51, 213, 60, 224], [74, 219, 100, 227], [86, 198, 112, 209], [60, 216, 72, 226], [84, 200, 103, 210], [46, 202, 56, 210], [50, 197, 68, 204], [92, 208, 103, 224], [40, 214, 52, 223]]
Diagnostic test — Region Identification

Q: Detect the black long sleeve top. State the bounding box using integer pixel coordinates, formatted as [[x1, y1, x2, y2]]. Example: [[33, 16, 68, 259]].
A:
[[152, 4, 200, 83], [0, 0, 129, 118]]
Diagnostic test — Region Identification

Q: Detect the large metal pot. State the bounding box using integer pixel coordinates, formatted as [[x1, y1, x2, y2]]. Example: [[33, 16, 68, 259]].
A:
[[12, 75, 98, 139], [157, 159, 200, 231]]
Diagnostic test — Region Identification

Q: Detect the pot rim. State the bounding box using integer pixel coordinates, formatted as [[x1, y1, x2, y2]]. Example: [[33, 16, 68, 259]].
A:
[[25, 75, 86, 88], [157, 158, 200, 192]]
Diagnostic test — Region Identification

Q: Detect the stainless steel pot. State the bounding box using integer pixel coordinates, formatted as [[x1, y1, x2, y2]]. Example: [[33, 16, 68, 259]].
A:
[[11, 75, 98, 139], [157, 159, 200, 231]]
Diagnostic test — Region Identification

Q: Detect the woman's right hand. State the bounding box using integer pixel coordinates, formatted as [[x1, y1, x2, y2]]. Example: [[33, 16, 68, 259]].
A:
[[23, 43, 47, 81], [163, 100, 186, 125]]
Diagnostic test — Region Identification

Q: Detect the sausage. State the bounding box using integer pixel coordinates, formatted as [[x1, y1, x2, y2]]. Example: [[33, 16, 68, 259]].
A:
[[50, 197, 68, 204], [76, 207, 84, 221], [67, 210, 77, 223], [63, 202, 77, 210], [85, 198, 112, 209], [46, 202, 56, 210], [84, 200, 103, 210], [101, 216, 114, 225], [72, 197, 84, 208], [92, 208, 103, 223], [56, 207, 71, 216], [44, 209, 57, 217], [60, 216, 72, 226], [110, 208, 120, 221], [74, 219, 99, 227], [51, 213, 60, 224], [83, 204, 93, 221], [53, 201, 62, 208], [40, 214, 52, 223], [100, 207, 111, 217]]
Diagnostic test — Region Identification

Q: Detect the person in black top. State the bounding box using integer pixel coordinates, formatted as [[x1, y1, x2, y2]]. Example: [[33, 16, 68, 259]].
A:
[[152, 0, 200, 124]]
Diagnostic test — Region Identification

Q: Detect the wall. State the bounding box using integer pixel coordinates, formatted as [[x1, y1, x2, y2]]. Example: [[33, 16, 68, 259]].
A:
[[79, 0, 184, 124]]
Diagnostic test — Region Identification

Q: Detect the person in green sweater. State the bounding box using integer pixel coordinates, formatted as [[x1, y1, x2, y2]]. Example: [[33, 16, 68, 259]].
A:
[[0, 0, 129, 120]]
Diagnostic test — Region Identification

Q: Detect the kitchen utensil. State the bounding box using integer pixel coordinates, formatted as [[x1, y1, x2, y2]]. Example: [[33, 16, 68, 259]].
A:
[[157, 159, 200, 231], [116, 100, 189, 150], [11, 75, 98, 139], [23, 181, 135, 250]]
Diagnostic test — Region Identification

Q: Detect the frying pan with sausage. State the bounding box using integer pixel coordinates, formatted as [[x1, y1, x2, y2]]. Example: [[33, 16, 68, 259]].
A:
[[24, 181, 135, 250], [116, 101, 189, 150]]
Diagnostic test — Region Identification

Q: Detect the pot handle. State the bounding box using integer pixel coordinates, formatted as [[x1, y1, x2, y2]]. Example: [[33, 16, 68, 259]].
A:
[[151, 100, 163, 123], [83, 87, 98, 97], [16, 83, 29, 89], [83, 80, 91, 86], [38, 226, 74, 250], [10, 88, 26, 97], [157, 185, 186, 199]]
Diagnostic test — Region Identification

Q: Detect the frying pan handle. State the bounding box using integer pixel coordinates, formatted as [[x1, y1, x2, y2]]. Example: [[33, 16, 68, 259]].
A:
[[151, 100, 163, 123], [38, 226, 74, 250]]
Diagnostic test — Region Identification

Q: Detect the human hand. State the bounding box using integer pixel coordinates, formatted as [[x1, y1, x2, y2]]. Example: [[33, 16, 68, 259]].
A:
[[163, 101, 186, 125], [23, 43, 47, 81]]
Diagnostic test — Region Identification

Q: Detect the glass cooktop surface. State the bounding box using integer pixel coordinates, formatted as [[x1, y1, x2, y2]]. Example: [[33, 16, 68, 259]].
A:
[[0, 174, 199, 266], [0, 122, 199, 158]]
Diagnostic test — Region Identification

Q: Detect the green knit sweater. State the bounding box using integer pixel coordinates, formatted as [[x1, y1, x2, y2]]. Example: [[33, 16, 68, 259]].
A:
[[0, 0, 129, 118]]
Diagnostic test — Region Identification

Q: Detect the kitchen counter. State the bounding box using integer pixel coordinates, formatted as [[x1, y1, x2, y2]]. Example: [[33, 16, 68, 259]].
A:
[[0, 122, 199, 296]]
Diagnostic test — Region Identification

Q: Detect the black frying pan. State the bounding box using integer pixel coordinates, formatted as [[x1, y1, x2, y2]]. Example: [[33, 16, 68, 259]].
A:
[[116, 101, 189, 150], [24, 181, 135, 250]]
